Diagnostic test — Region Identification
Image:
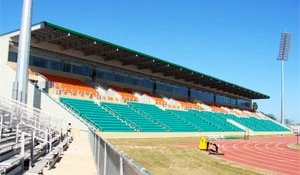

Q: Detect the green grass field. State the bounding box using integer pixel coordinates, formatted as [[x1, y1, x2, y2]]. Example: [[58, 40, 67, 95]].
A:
[[109, 137, 276, 175]]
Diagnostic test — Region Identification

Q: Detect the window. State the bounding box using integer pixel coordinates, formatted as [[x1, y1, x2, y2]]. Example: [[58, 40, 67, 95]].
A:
[[230, 98, 237, 107], [82, 65, 91, 76], [216, 95, 230, 105], [237, 99, 251, 108], [50, 60, 61, 70], [62, 63, 71, 73], [71, 64, 83, 75], [31, 56, 48, 68], [191, 89, 214, 102]]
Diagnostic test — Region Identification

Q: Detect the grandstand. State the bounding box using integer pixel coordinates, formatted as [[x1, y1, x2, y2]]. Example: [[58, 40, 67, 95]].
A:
[[0, 21, 292, 174], [0, 21, 291, 134]]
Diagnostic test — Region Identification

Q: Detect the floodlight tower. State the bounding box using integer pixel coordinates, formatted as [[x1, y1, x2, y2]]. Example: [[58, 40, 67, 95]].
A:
[[277, 32, 291, 125], [13, 0, 33, 103]]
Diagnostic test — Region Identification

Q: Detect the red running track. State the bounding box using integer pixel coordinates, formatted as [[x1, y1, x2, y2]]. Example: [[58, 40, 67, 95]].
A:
[[177, 136, 299, 175], [217, 136, 300, 175]]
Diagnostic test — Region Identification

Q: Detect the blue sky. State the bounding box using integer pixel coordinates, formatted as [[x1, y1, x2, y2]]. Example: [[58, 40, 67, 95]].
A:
[[1, 0, 299, 123]]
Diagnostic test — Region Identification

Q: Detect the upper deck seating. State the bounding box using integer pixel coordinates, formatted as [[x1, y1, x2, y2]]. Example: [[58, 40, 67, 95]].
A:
[[150, 96, 167, 106], [210, 106, 227, 113], [43, 73, 98, 98], [109, 86, 137, 102], [177, 100, 202, 110]]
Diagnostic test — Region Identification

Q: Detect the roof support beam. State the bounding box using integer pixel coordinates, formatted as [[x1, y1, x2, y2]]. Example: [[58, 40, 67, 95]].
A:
[[137, 61, 155, 69], [103, 50, 125, 61], [63, 40, 97, 50], [121, 55, 141, 65], [174, 74, 188, 79], [183, 74, 198, 82], [35, 32, 71, 43], [163, 72, 175, 77], [83, 46, 116, 56], [151, 63, 170, 73]]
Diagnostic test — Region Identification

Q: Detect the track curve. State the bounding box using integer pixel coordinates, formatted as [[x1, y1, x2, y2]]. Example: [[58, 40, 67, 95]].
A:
[[218, 136, 300, 175]]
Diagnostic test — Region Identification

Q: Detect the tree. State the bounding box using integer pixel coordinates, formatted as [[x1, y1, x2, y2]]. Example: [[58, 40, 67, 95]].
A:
[[252, 102, 258, 111]]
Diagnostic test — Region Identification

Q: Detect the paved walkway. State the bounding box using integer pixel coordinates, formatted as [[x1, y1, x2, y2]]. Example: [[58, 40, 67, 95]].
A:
[[44, 130, 97, 175]]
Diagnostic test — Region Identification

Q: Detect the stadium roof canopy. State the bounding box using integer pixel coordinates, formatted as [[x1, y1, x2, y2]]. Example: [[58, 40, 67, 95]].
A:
[[2, 21, 269, 100]]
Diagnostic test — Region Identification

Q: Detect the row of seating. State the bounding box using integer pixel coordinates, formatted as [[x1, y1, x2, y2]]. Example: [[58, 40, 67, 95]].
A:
[[108, 86, 138, 102], [168, 110, 218, 132], [128, 102, 198, 132], [43, 73, 99, 98], [60, 98, 134, 132], [42, 73, 267, 119], [226, 114, 290, 132], [59, 97, 290, 133], [38, 73, 290, 133], [101, 102, 165, 132], [191, 111, 244, 132]]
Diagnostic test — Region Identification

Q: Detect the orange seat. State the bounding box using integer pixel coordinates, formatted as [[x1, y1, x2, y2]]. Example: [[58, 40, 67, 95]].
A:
[[109, 86, 137, 102], [210, 106, 226, 113], [42, 73, 99, 98]]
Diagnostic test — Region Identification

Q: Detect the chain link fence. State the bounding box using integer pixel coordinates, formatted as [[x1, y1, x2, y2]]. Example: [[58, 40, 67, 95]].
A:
[[88, 129, 152, 175]]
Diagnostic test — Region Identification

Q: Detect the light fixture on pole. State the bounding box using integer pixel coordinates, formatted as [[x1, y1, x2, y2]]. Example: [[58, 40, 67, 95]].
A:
[[277, 32, 291, 124]]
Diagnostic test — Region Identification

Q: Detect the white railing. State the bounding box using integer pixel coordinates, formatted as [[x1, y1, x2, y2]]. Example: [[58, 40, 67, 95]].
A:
[[0, 95, 67, 142]]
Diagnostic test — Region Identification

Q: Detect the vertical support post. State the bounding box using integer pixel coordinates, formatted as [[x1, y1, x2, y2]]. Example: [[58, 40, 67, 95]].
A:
[[0, 116, 3, 142], [94, 133, 97, 161], [13, 0, 34, 103], [97, 136, 100, 174], [120, 156, 123, 175], [94, 135, 97, 168], [104, 143, 107, 175], [16, 124, 20, 143], [45, 129, 50, 153], [10, 112, 13, 128], [297, 130, 299, 145], [49, 130, 52, 152], [21, 132, 25, 156], [60, 128, 62, 142], [30, 131, 34, 169]]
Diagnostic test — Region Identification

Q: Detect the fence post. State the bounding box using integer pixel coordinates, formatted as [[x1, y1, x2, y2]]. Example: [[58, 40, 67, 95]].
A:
[[16, 124, 20, 143], [104, 142, 107, 175], [21, 132, 25, 156], [297, 129, 299, 145], [120, 156, 123, 175], [0, 116, 3, 142], [30, 131, 34, 169], [95, 134, 99, 170], [94, 133, 97, 163]]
